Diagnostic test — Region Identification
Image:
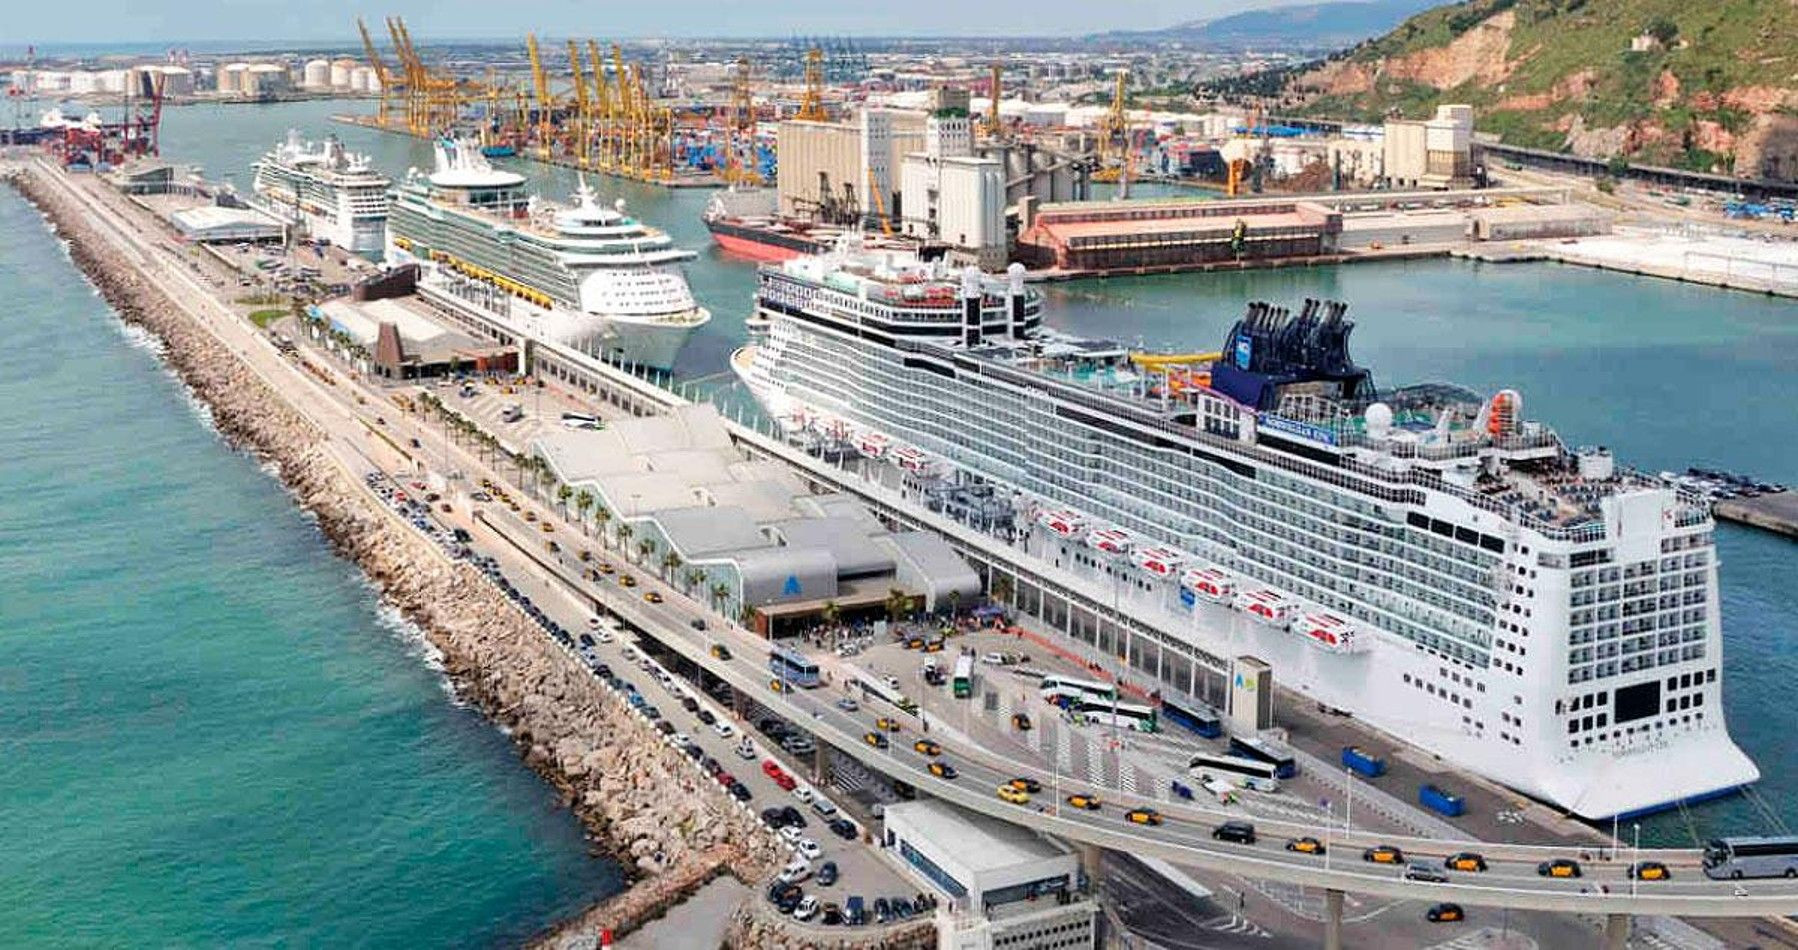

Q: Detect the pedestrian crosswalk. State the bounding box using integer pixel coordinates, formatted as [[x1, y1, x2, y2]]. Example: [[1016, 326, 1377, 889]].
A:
[[1196, 914, 1272, 938], [1425, 928, 1539, 950]]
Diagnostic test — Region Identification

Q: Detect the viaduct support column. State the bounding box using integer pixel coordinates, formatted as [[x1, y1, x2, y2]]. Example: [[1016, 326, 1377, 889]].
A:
[[1322, 889, 1343, 950], [812, 740, 831, 786], [731, 685, 747, 721], [1602, 914, 1631, 950]]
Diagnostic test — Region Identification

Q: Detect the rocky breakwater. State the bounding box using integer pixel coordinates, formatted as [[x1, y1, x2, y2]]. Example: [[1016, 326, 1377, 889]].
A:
[[10, 167, 783, 939], [724, 901, 938, 950]]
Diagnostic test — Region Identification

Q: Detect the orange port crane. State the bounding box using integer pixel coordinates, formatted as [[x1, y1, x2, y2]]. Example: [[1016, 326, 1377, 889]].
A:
[[795, 47, 827, 121], [356, 17, 401, 127]]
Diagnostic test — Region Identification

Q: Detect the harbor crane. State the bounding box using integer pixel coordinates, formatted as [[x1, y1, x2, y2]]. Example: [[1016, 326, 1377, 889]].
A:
[[795, 47, 827, 122]]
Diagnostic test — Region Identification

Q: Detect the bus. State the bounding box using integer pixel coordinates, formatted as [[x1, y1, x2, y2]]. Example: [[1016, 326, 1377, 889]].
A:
[[1039, 674, 1118, 705], [769, 645, 821, 688], [1073, 698, 1159, 733], [951, 655, 975, 699], [1702, 836, 1798, 880], [1189, 752, 1281, 793], [856, 674, 918, 714], [560, 411, 603, 430], [1228, 736, 1298, 779], [1159, 696, 1223, 738]]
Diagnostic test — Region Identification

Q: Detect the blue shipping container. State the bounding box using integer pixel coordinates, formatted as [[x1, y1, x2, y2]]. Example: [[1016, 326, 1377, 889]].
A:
[[1341, 746, 1387, 778], [1419, 784, 1466, 818]]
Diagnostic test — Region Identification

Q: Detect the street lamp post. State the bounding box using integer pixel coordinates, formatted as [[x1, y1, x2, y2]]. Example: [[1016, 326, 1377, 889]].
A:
[[1497, 809, 1526, 939]]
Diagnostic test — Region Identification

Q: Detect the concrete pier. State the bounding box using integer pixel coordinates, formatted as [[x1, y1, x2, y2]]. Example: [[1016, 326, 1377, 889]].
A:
[[1714, 491, 1798, 541]]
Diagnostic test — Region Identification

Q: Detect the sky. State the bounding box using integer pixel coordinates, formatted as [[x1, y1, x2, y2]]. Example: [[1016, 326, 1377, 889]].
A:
[[5, 0, 1288, 45]]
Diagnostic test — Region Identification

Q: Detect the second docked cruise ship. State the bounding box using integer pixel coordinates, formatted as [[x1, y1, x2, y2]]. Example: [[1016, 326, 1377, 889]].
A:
[[386, 137, 709, 371], [250, 130, 390, 256], [732, 240, 1758, 820]]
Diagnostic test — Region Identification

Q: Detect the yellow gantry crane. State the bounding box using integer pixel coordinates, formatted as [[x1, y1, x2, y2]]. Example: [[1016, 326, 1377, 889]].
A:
[[356, 17, 401, 127], [588, 40, 614, 170], [525, 33, 554, 158], [795, 46, 826, 121], [566, 40, 591, 166], [983, 62, 1004, 139], [1093, 68, 1131, 184], [722, 56, 762, 186]]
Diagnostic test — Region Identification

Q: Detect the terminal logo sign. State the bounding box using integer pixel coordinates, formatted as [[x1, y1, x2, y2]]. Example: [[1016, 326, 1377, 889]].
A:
[[783, 574, 802, 596]]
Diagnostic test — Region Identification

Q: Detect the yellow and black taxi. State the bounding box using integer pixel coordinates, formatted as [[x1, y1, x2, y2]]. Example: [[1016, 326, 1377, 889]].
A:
[[598, 562, 616, 574], [644, 591, 663, 604], [620, 575, 637, 588], [1628, 861, 1671, 881], [863, 730, 890, 749], [997, 784, 1031, 805], [770, 678, 791, 694], [1008, 777, 1042, 794], [1444, 852, 1488, 873], [1065, 793, 1102, 811], [1425, 903, 1465, 924], [875, 717, 902, 732], [540, 521, 554, 533], [1537, 858, 1583, 879], [577, 549, 592, 562], [1011, 713, 1032, 731], [913, 739, 942, 756], [1285, 836, 1326, 856], [1125, 807, 1162, 827], [1362, 844, 1406, 865], [709, 643, 731, 661], [927, 761, 958, 779]]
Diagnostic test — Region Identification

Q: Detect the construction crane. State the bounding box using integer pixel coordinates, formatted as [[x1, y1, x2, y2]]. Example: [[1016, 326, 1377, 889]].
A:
[[566, 40, 590, 166], [526, 33, 553, 158], [795, 47, 826, 122], [867, 165, 893, 235], [1092, 68, 1130, 185], [723, 56, 762, 185], [982, 62, 1003, 139], [588, 40, 613, 169], [356, 17, 401, 127]]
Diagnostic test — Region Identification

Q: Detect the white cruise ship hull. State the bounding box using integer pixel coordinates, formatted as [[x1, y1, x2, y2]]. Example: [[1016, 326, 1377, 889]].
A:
[[733, 328, 1762, 821]]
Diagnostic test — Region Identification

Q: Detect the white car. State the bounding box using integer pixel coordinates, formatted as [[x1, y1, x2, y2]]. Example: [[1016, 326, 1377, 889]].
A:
[[981, 652, 1007, 665], [713, 721, 736, 739], [793, 895, 820, 922], [778, 864, 811, 885], [669, 732, 692, 748], [792, 787, 814, 804], [779, 826, 804, 845], [735, 740, 756, 760], [621, 646, 639, 662], [797, 838, 823, 861], [593, 629, 613, 644]]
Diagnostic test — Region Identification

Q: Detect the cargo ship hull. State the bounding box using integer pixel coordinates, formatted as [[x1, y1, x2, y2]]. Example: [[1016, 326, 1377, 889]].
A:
[[704, 218, 826, 262]]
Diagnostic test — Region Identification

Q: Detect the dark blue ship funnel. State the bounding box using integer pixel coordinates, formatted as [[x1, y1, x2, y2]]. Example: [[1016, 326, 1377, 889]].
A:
[[1210, 299, 1375, 411]]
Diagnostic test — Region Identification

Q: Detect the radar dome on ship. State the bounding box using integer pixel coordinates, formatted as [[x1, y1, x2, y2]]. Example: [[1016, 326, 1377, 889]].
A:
[[1365, 402, 1393, 440]]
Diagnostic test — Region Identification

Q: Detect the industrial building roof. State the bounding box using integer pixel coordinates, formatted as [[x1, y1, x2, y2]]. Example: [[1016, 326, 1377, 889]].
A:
[[884, 801, 1070, 872], [168, 205, 283, 242], [653, 505, 772, 558], [771, 517, 894, 577]]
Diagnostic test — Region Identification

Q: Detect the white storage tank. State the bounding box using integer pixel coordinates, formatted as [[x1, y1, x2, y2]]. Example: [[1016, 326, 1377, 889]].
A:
[[219, 62, 251, 94], [303, 58, 331, 89], [330, 59, 356, 89], [67, 71, 101, 95], [247, 63, 289, 95]]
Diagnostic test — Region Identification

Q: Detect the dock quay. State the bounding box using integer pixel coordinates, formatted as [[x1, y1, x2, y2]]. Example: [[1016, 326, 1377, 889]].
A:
[[1457, 226, 1798, 298], [328, 114, 725, 189], [1715, 492, 1798, 541]]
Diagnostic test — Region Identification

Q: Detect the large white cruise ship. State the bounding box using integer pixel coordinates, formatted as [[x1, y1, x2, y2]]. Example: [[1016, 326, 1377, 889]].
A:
[[386, 137, 709, 372], [732, 241, 1758, 820], [250, 130, 390, 256]]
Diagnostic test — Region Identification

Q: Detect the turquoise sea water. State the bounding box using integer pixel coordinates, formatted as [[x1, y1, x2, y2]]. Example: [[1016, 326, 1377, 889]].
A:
[[12, 101, 1793, 943], [0, 190, 621, 943]]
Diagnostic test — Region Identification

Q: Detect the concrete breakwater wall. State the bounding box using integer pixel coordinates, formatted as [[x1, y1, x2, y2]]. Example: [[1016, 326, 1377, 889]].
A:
[[9, 169, 786, 943]]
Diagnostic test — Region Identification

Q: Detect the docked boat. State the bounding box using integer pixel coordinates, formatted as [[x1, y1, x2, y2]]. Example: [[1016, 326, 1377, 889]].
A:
[[250, 129, 390, 256], [730, 240, 1759, 819], [387, 137, 709, 371], [1297, 611, 1363, 654], [1132, 547, 1184, 579], [1085, 528, 1134, 556]]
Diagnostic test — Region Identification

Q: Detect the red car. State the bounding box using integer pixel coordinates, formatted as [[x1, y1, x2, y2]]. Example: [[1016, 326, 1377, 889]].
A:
[[761, 759, 797, 789], [715, 771, 735, 787]]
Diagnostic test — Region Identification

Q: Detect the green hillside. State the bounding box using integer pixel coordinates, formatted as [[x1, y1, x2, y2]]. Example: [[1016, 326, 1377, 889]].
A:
[[1291, 0, 1798, 174]]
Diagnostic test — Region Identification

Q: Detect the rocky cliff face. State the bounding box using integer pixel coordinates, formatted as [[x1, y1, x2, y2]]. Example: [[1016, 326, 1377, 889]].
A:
[[10, 168, 785, 942], [1291, 0, 1798, 178]]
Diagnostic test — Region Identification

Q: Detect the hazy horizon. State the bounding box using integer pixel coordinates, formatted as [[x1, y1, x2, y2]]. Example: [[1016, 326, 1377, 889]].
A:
[[4, 0, 1323, 47]]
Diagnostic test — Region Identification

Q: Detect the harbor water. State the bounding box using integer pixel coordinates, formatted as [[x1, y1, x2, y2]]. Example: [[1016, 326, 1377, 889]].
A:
[[0, 181, 622, 942], [18, 100, 1793, 949]]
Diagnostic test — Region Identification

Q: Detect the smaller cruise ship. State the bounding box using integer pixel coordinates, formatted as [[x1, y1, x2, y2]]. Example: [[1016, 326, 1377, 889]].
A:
[[251, 130, 390, 255], [387, 137, 709, 371]]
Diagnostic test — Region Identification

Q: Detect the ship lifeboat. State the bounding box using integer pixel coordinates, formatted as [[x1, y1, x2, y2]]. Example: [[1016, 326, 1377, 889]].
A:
[[1037, 510, 1086, 538], [892, 445, 937, 475], [1234, 588, 1297, 629], [1297, 611, 1363, 654], [1132, 547, 1184, 579], [856, 432, 891, 459], [1085, 528, 1134, 556], [1180, 566, 1235, 603]]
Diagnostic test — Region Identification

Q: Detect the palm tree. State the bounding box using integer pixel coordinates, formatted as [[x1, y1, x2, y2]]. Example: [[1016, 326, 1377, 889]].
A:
[[615, 522, 635, 558], [557, 484, 574, 518], [946, 589, 964, 618], [661, 550, 682, 583], [885, 587, 910, 623], [636, 537, 656, 567], [594, 506, 613, 548], [575, 490, 594, 535], [684, 568, 706, 598], [711, 582, 731, 615], [821, 600, 841, 628], [991, 573, 1015, 606]]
